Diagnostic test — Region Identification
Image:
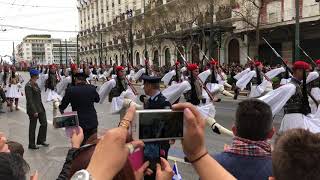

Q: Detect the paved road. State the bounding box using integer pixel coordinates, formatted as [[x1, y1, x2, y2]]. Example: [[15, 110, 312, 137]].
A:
[[0, 72, 282, 179]]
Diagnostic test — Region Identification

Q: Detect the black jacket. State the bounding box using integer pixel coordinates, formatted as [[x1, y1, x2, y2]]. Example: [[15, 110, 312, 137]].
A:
[[59, 83, 100, 130], [144, 93, 171, 110]]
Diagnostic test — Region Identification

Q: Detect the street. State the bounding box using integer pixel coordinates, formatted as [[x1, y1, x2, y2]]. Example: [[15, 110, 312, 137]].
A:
[[0, 72, 282, 179]]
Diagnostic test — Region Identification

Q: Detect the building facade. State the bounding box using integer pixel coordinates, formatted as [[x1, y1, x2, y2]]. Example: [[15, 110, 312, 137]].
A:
[[77, 0, 320, 66], [52, 38, 77, 65], [16, 35, 53, 65], [16, 35, 77, 65]]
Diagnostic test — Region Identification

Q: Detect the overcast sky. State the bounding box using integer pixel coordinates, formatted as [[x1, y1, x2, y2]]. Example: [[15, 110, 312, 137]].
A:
[[0, 0, 78, 56]]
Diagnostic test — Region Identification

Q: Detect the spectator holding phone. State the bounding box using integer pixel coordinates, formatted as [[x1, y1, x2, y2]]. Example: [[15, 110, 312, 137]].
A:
[[141, 74, 173, 180], [71, 105, 235, 180], [214, 99, 274, 180], [59, 72, 100, 145]]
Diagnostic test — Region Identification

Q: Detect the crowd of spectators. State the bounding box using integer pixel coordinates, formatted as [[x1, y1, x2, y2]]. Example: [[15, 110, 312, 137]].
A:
[[0, 99, 319, 180]]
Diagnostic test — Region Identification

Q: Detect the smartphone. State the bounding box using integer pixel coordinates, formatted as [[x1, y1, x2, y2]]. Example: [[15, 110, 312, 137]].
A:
[[144, 143, 160, 172], [53, 112, 79, 128], [132, 109, 183, 142]]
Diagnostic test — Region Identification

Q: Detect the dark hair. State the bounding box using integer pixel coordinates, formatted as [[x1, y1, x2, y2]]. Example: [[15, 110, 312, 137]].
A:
[[0, 152, 30, 180], [272, 129, 320, 180], [235, 99, 273, 141], [7, 141, 24, 157]]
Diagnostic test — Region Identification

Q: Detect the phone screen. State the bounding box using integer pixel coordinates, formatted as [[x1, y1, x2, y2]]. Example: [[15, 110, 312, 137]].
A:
[[144, 143, 160, 171], [54, 115, 78, 128], [139, 111, 183, 140]]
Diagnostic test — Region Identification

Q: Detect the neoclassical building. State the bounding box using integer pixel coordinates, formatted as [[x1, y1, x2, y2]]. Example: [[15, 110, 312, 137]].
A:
[[77, 0, 320, 66]]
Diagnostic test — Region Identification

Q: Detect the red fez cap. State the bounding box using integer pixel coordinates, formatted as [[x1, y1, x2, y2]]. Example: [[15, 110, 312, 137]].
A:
[[210, 59, 217, 65], [175, 61, 180, 66], [315, 59, 320, 65], [293, 61, 310, 70], [49, 64, 56, 69], [254, 61, 262, 66], [187, 64, 199, 71], [116, 66, 125, 71], [71, 64, 77, 70]]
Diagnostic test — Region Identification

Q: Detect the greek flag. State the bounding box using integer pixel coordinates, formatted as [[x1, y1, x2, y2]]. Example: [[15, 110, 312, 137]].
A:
[[172, 161, 182, 180]]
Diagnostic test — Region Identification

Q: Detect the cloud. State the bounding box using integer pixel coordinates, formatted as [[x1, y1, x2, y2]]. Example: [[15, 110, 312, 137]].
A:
[[0, 0, 78, 56]]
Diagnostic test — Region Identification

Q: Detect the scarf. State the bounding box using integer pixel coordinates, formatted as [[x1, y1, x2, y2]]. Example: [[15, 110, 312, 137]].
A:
[[224, 136, 271, 157]]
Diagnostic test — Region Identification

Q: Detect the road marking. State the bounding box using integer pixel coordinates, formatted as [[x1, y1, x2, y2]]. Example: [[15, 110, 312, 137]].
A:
[[18, 106, 53, 125]]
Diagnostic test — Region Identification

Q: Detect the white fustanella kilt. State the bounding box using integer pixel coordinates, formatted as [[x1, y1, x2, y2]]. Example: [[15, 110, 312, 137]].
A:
[[46, 89, 62, 102], [6, 84, 22, 98], [280, 113, 320, 133]]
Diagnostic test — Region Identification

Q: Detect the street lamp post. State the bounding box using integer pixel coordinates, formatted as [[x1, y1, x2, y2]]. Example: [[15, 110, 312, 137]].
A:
[[77, 34, 80, 66], [59, 40, 62, 66], [125, 9, 134, 65], [144, 0, 147, 60], [295, 0, 300, 61], [99, 32, 102, 66], [65, 39, 68, 66]]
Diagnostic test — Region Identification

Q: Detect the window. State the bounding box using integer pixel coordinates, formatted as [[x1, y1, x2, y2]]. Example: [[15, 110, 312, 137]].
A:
[[118, 0, 121, 4]]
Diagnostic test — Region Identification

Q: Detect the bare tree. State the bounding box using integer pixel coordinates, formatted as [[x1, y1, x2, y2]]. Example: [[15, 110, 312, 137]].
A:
[[232, 0, 266, 57]]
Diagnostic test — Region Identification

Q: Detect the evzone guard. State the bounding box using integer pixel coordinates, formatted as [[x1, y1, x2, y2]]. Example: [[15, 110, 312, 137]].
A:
[[259, 61, 320, 133], [198, 59, 234, 100], [233, 61, 286, 99]]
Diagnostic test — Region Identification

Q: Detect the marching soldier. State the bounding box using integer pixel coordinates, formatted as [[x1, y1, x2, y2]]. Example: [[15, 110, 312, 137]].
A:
[[184, 64, 206, 105], [25, 69, 49, 150], [108, 66, 128, 102], [259, 61, 320, 133], [45, 64, 61, 117]]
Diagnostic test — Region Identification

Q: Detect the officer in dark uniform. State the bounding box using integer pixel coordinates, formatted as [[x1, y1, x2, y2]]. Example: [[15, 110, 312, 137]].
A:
[[25, 69, 49, 150], [109, 66, 128, 102], [59, 73, 100, 145], [142, 74, 172, 180]]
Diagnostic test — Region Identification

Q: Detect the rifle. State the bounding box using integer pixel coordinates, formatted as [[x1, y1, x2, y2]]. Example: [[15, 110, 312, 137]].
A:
[[298, 45, 317, 68], [125, 76, 138, 95], [175, 47, 216, 103], [262, 37, 319, 107], [199, 50, 225, 81]]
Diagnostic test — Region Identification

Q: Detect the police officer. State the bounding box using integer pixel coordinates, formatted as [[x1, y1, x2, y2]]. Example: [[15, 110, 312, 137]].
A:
[[59, 72, 100, 144], [142, 74, 172, 180], [25, 69, 49, 150]]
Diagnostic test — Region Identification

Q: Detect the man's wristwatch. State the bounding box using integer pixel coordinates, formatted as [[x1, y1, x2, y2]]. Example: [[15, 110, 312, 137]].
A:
[[71, 170, 93, 180]]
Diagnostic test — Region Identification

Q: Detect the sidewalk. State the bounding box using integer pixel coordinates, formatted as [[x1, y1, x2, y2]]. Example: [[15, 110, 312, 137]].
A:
[[0, 110, 70, 180]]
